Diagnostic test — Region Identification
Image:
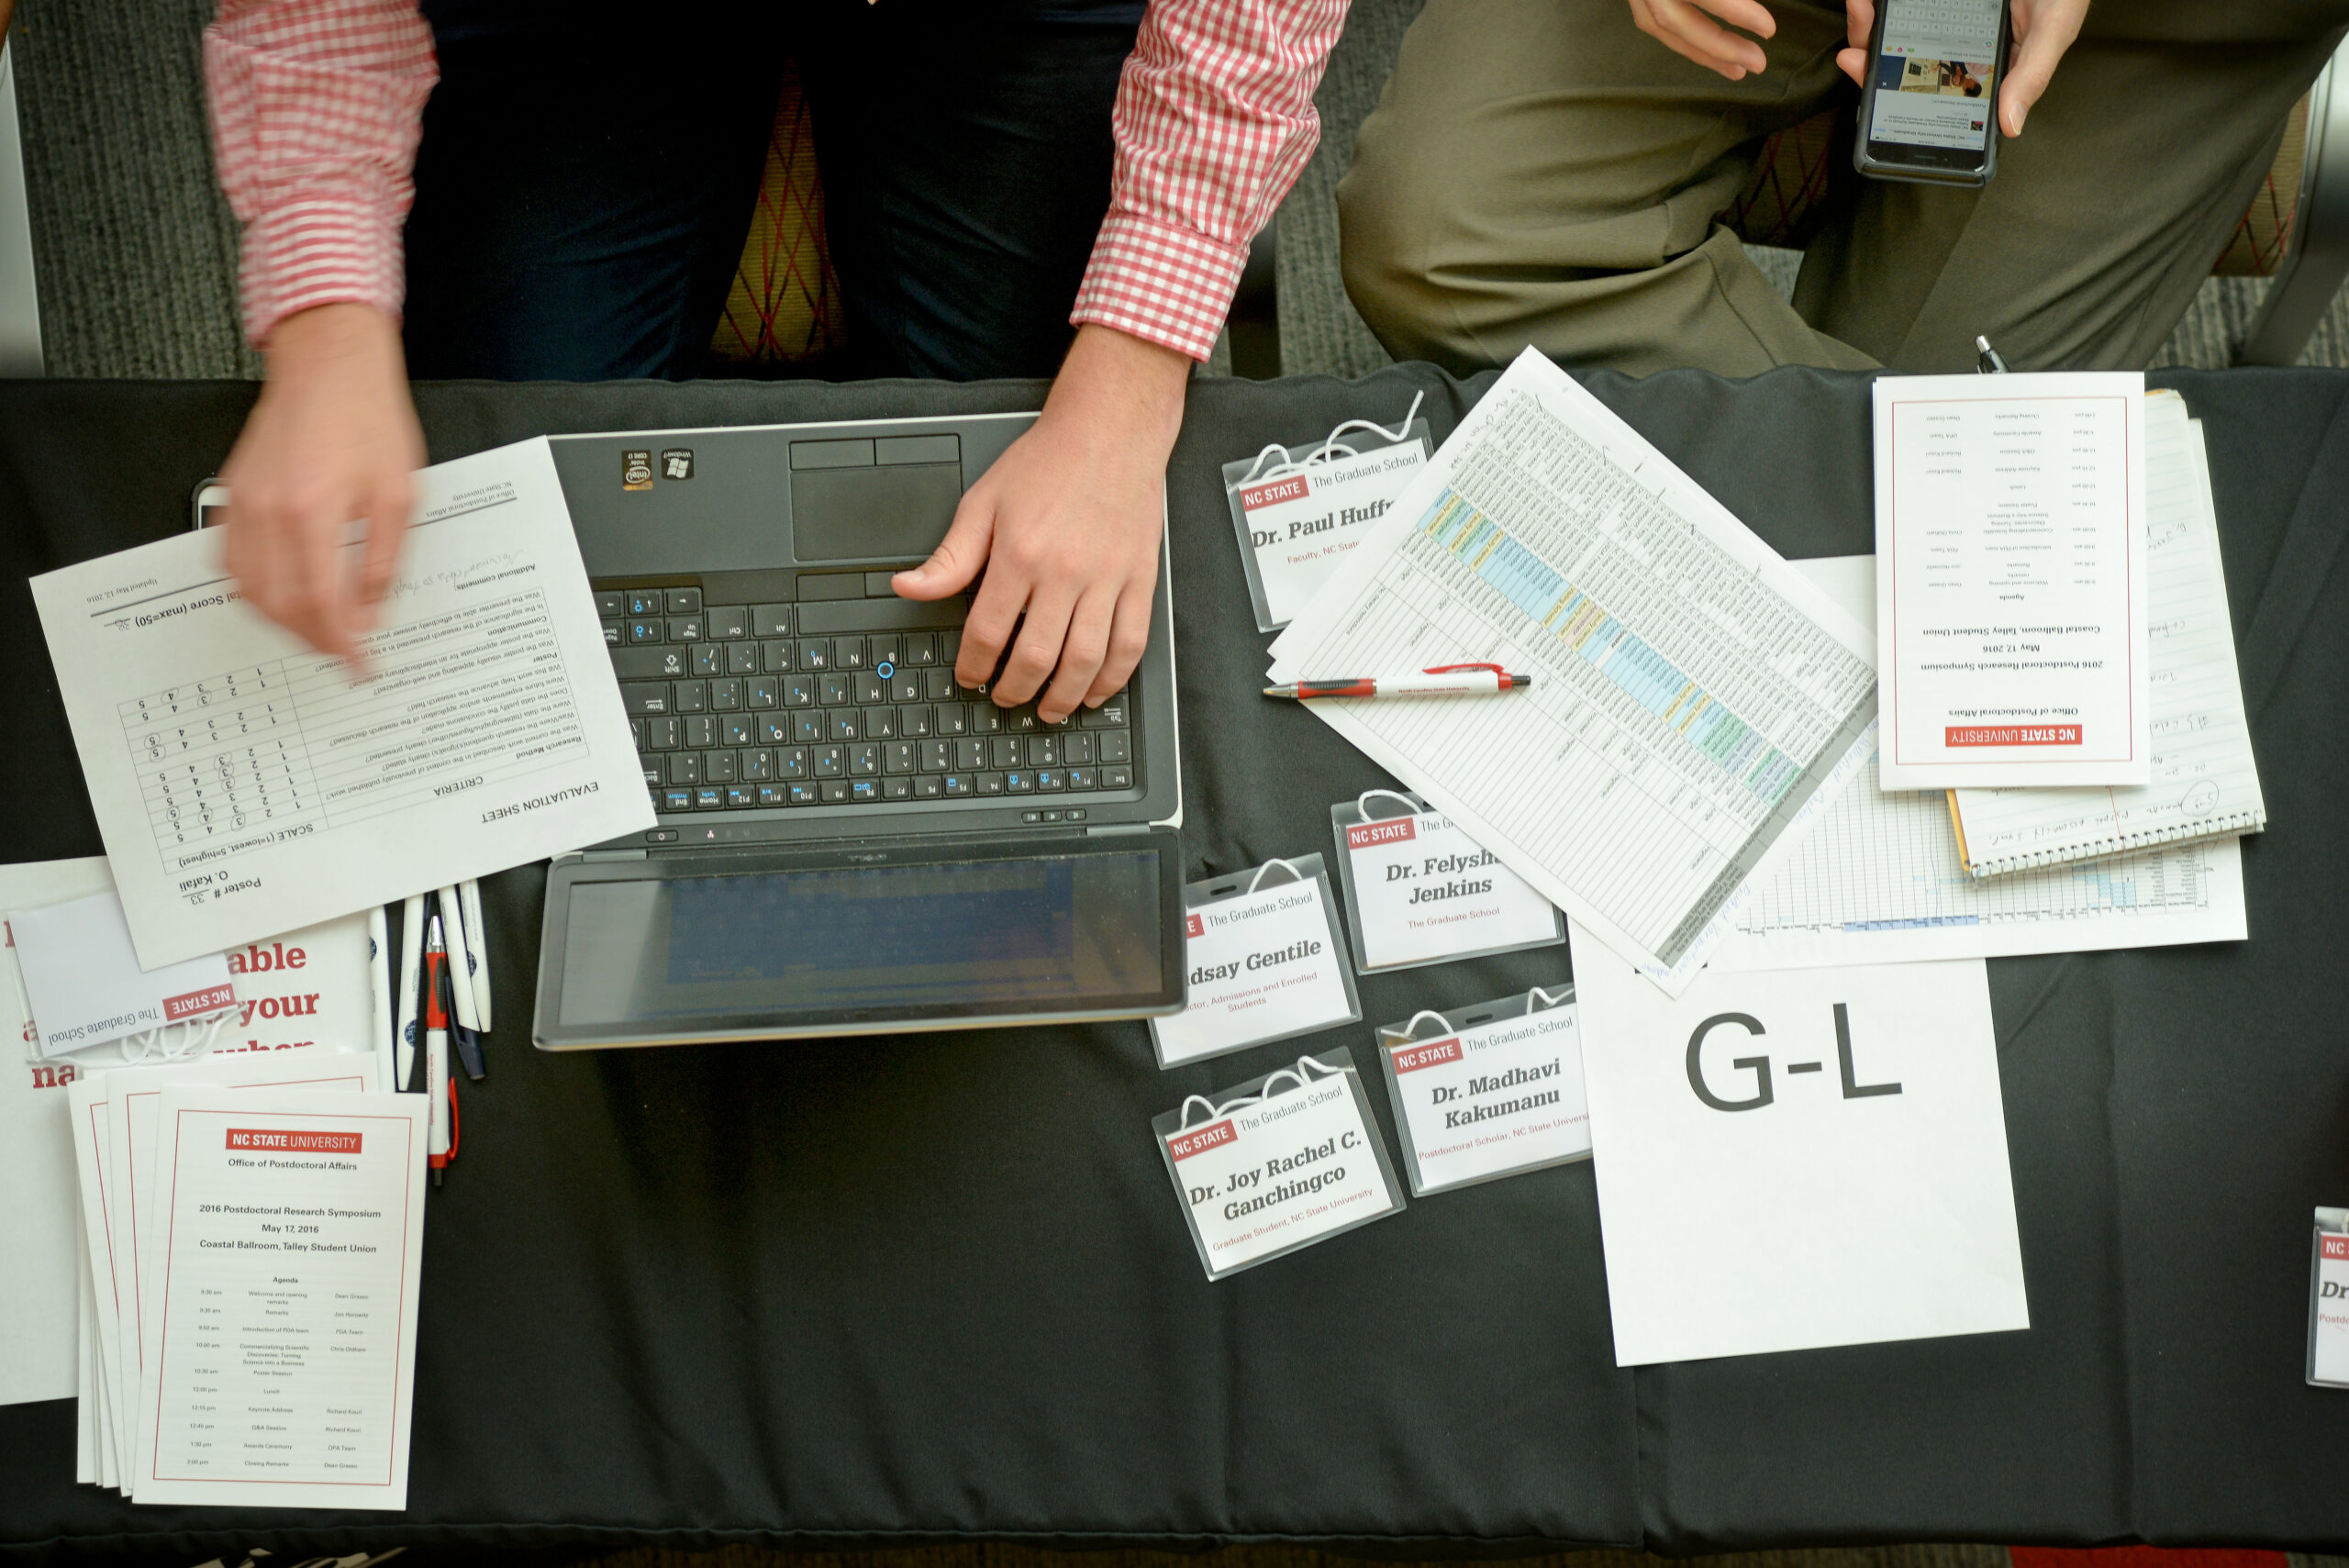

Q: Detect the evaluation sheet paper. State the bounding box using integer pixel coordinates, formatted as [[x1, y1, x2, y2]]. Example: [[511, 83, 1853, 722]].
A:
[[32, 439, 653, 967], [1874, 372, 2149, 788]]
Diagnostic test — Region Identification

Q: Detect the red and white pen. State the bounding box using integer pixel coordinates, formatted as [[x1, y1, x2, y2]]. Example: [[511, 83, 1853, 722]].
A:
[[1264, 662, 1536, 701], [423, 917, 451, 1188]]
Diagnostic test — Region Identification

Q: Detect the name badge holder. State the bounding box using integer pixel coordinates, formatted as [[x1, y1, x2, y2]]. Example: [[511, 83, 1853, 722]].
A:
[[1330, 789, 1565, 973], [1153, 1049, 1406, 1280], [1150, 855, 1363, 1070], [2310, 1206, 2349, 1387], [1375, 984, 1591, 1196], [1221, 396, 1431, 633]]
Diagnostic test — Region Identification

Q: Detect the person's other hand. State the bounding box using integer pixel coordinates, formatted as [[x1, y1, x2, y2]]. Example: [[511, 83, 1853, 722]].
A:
[[893, 323, 1185, 725], [218, 303, 425, 667], [1838, 0, 2088, 136], [1629, 0, 1776, 80]]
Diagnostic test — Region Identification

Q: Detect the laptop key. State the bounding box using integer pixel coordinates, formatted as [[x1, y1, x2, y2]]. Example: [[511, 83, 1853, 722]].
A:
[[778, 747, 808, 779], [668, 617, 704, 642], [818, 673, 852, 706], [727, 785, 756, 808], [864, 706, 897, 740], [788, 782, 820, 806], [1066, 767, 1095, 790], [627, 620, 664, 645], [763, 638, 796, 673], [970, 704, 1001, 735], [794, 711, 825, 743], [665, 588, 703, 614], [1005, 771, 1033, 794], [1063, 732, 1096, 766], [916, 775, 944, 798], [611, 646, 683, 680], [727, 642, 760, 675], [596, 591, 627, 617], [923, 668, 956, 703], [869, 635, 901, 668], [618, 683, 671, 716], [851, 743, 881, 776], [673, 681, 707, 713], [797, 639, 830, 670], [685, 716, 716, 749], [641, 762, 662, 788], [1097, 731, 1131, 764], [743, 749, 774, 782], [752, 605, 793, 638], [1083, 695, 1130, 728], [1036, 770, 1063, 792], [747, 677, 778, 708], [885, 777, 912, 800], [851, 779, 879, 803], [853, 672, 885, 706], [821, 780, 851, 804], [904, 632, 936, 666], [988, 737, 1020, 769], [603, 619, 622, 646], [1102, 765, 1132, 789], [885, 742, 916, 773], [1028, 735, 1058, 767], [721, 717, 754, 747], [711, 679, 743, 711], [695, 786, 724, 810], [662, 787, 693, 812], [934, 704, 967, 736], [956, 739, 986, 771], [757, 714, 791, 745], [898, 705, 931, 737], [813, 745, 844, 777], [833, 638, 867, 670], [977, 773, 1007, 795], [706, 751, 737, 783], [829, 711, 860, 741], [784, 674, 816, 707], [890, 672, 922, 705], [942, 774, 972, 797], [628, 591, 663, 617], [1005, 709, 1037, 733], [922, 741, 952, 772], [707, 605, 749, 639], [758, 784, 788, 806], [645, 717, 680, 751], [691, 644, 722, 677]]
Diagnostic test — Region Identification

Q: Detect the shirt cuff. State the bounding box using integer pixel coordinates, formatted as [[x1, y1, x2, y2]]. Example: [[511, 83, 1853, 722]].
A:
[[239, 195, 407, 348], [1070, 210, 1250, 363]]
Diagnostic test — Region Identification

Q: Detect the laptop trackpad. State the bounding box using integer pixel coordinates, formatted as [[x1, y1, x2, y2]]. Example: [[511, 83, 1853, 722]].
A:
[[792, 463, 963, 562]]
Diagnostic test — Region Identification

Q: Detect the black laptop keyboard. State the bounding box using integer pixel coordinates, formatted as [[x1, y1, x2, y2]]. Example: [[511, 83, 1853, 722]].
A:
[[598, 584, 1134, 818]]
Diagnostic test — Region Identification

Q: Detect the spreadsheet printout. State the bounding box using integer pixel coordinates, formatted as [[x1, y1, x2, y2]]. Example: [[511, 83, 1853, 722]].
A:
[[1269, 348, 1878, 994], [1951, 396, 2266, 873], [1714, 553, 2245, 970], [33, 438, 652, 967]]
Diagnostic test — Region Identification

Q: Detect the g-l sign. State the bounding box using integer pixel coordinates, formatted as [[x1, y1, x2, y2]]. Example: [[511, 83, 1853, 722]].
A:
[[1687, 1003, 1901, 1112]]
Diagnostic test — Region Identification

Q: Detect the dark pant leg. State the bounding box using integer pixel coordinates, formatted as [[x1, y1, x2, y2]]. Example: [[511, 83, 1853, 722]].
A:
[[794, 1, 1141, 381], [401, 1, 785, 381]]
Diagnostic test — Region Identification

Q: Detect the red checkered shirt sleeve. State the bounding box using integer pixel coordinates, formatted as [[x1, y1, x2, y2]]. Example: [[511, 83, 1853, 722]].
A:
[[1072, 0, 1349, 362], [204, 0, 440, 348]]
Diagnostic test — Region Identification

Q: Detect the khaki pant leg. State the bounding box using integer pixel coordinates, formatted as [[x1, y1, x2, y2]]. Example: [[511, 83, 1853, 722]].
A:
[[1338, 0, 1877, 377], [1798, 7, 2349, 371]]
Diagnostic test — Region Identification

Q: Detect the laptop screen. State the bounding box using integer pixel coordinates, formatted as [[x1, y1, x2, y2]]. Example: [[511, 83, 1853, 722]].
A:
[[556, 850, 1167, 1026]]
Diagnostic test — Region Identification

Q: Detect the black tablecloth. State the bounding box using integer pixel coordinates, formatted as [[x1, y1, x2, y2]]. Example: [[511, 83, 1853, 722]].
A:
[[3, 366, 2346, 1562]]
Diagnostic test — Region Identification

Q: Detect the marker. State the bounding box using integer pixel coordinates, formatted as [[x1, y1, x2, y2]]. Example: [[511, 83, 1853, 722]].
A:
[[457, 878, 492, 1032], [367, 905, 394, 1088], [1264, 662, 1535, 701], [425, 916, 450, 1187], [394, 895, 425, 1094], [1976, 334, 2009, 374]]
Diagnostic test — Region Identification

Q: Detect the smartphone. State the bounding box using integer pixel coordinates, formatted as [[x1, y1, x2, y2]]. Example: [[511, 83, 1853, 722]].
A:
[[1852, 0, 2009, 187], [192, 478, 227, 530]]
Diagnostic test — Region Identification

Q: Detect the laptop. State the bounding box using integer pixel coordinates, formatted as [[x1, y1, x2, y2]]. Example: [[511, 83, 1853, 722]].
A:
[[531, 413, 1187, 1049]]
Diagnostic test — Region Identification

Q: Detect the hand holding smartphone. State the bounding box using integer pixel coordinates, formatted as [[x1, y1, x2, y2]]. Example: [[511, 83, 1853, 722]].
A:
[[1853, 0, 2009, 187]]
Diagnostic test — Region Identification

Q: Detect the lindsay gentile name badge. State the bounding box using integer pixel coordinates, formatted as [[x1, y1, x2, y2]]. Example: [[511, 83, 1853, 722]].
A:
[[1375, 986, 1591, 1195], [1154, 1050, 1405, 1279], [1223, 406, 1431, 632], [1150, 856, 1362, 1070], [2311, 1207, 2349, 1387], [1331, 791, 1563, 973]]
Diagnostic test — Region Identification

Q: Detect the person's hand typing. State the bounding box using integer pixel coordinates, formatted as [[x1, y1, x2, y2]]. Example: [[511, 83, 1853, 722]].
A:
[[1628, 0, 1778, 80], [1839, 0, 2089, 136], [218, 303, 426, 668], [893, 323, 1185, 725]]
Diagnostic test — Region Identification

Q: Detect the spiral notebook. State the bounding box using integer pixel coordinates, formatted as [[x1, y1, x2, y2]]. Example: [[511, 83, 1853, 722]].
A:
[[1950, 392, 2266, 878]]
